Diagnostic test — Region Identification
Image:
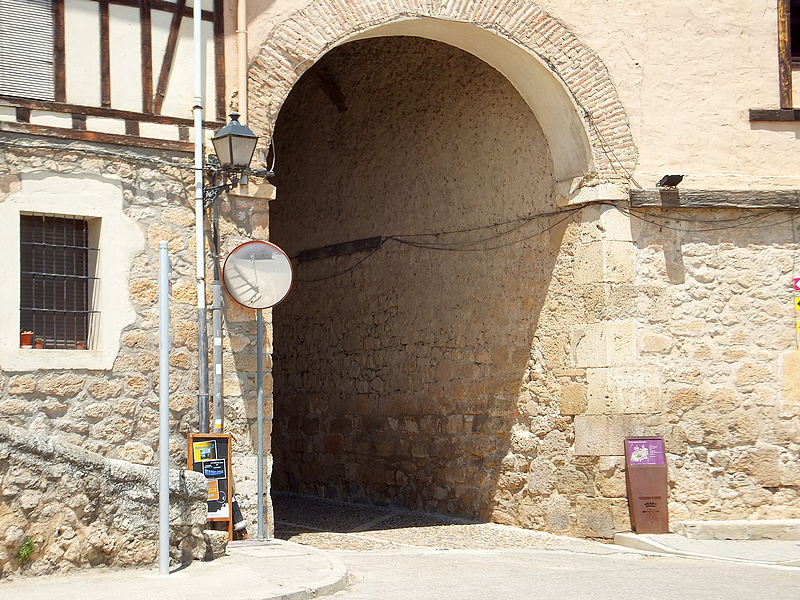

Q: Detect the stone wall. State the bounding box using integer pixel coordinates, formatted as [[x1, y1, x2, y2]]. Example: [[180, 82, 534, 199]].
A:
[[491, 205, 800, 537], [0, 137, 273, 537], [0, 421, 207, 578]]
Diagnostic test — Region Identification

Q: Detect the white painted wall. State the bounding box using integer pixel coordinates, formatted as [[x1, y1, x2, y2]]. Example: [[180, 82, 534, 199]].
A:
[[159, 19, 218, 119], [536, 0, 795, 189], [64, 0, 101, 107], [109, 4, 143, 113]]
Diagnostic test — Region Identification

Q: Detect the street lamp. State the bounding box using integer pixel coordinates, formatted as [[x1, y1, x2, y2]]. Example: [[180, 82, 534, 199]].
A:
[[201, 113, 272, 434], [211, 112, 259, 172]]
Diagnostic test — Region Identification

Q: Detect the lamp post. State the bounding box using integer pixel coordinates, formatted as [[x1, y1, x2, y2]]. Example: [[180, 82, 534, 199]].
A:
[[202, 112, 272, 434]]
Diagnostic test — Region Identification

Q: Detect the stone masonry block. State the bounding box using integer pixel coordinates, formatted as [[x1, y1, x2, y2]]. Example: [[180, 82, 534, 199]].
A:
[[560, 382, 587, 415], [586, 367, 662, 414], [780, 351, 800, 417], [574, 414, 664, 456], [580, 205, 634, 242], [574, 497, 630, 538], [571, 322, 636, 368], [574, 241, 635, 284]]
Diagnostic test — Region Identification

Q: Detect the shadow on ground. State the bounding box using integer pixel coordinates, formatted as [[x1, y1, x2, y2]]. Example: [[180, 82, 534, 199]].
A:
[[272, 492, 613, 553]]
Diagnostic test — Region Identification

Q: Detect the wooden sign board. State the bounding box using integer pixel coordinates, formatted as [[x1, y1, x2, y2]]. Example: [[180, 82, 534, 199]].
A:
[[624, 437, 670, 534], [188, 433, 233, 540]]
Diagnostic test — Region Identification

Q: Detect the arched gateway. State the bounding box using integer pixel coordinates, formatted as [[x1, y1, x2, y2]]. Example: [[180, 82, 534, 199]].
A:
[[248, 0, 637, 190], [252, 0, 640, 530]]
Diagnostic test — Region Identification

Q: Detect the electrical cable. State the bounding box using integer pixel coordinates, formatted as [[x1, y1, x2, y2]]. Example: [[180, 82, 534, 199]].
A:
[[611, 203, 799, 232], [294, 247, 382, 282], [386, 210, 580, 252], [291, 197, 800, 284]]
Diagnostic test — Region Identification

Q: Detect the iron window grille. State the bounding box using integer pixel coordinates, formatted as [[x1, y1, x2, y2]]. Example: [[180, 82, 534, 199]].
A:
[[20, 214, 99, 349]]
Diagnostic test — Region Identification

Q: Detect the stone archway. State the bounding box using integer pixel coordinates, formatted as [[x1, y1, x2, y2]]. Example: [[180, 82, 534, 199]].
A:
[[247, 0, 637, 193], [252, 0, 640, 529]]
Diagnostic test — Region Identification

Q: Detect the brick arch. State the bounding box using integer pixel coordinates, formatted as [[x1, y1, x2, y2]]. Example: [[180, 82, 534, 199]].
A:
[[248, 0, 636, 184]]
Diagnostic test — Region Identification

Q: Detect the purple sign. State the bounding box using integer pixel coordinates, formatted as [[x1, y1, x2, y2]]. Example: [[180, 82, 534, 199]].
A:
[[626, 438, 665, 466]]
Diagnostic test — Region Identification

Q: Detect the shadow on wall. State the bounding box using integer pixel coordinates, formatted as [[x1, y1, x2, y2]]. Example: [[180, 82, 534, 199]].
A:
[[269, 36, 564, 520]]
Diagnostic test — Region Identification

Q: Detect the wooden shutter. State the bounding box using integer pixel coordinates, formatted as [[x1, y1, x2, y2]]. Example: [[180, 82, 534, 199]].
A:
[[0, 0, 55, 100]]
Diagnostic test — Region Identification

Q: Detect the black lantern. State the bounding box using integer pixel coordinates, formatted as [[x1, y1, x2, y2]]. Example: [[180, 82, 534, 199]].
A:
[[211, 112, 258, 171]]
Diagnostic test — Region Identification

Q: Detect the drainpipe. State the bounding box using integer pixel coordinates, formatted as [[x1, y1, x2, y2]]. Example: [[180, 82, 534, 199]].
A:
[[194, 0, 209, 433], [238, 0, 248, 123]]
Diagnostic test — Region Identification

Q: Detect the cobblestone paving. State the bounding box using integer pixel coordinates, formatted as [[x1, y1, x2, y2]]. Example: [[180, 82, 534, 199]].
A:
[[273, 492, 621, 554]]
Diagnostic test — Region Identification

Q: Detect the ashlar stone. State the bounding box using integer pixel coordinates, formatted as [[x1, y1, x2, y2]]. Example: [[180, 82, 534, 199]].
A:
[[8, 375, 35, 395], [571, 322, 636, 368], [573, 241, 635, 284], [36, 374, 86, 397], [586, 367, 662, 414], [732, 444, 782, 487]]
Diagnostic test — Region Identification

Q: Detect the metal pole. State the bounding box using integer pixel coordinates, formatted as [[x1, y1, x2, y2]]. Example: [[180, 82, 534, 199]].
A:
[[212, 191, 224, 433], [194, 0, 209, 433], [256, 308, 264, 538], [158, 241, 171, 576], [237, 0, 248, 123]]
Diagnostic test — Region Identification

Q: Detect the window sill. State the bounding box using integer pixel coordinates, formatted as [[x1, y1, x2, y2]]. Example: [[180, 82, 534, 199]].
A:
[[0, 348, 112, 372]]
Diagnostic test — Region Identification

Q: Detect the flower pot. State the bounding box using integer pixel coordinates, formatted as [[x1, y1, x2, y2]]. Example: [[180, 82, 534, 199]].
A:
[[76, 342, 85, 350], [20, 331, 33, 347], [34, 340, 44, 349]]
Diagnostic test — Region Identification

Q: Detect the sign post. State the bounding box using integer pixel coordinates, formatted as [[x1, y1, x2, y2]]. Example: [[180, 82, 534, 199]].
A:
[[222, 240, 293, 539], [624, 437, 670, 534], [158, 242, 170, 575]]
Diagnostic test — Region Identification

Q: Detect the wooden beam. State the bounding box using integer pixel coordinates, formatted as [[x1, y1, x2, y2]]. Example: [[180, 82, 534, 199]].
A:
[[214, 0, 226, 121], [749, 108, 800, 121], [125, 120, 140, 136], [630, 189, 800, 209], [0, 94, 225, 128], [99, 0, 111, 107], [84, 0, 214, 21], [296, 237, 384, 263], [140, 0, 153, 113], [53, 0, 66, 102], [0, 120, 194, 153], [153, 0, 186, 114], [778, 0, 793, 108]]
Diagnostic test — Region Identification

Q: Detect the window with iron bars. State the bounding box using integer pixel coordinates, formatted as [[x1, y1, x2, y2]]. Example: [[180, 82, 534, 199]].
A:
[[20, 214, 98, 349]]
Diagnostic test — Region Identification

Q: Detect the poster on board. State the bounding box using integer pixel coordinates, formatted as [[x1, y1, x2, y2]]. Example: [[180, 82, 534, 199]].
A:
[[188, 434, 232, 521]]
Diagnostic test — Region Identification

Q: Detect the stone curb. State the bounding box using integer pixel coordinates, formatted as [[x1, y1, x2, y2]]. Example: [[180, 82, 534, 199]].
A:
[[226, 540, 349, 600], [613, 533, 800, 567], [672, 519, 800, 541]]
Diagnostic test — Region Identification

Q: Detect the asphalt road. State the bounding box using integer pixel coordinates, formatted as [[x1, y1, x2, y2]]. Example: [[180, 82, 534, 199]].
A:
[[325, 547, 799, 600], [274, 492, 800, 600]]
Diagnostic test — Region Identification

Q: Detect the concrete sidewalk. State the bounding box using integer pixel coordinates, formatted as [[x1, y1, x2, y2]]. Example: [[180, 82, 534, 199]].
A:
[[0, 539, 349, 600]]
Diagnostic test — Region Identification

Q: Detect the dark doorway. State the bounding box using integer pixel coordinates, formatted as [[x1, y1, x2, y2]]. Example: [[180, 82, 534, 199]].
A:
[[270, 36, 559, 519]]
